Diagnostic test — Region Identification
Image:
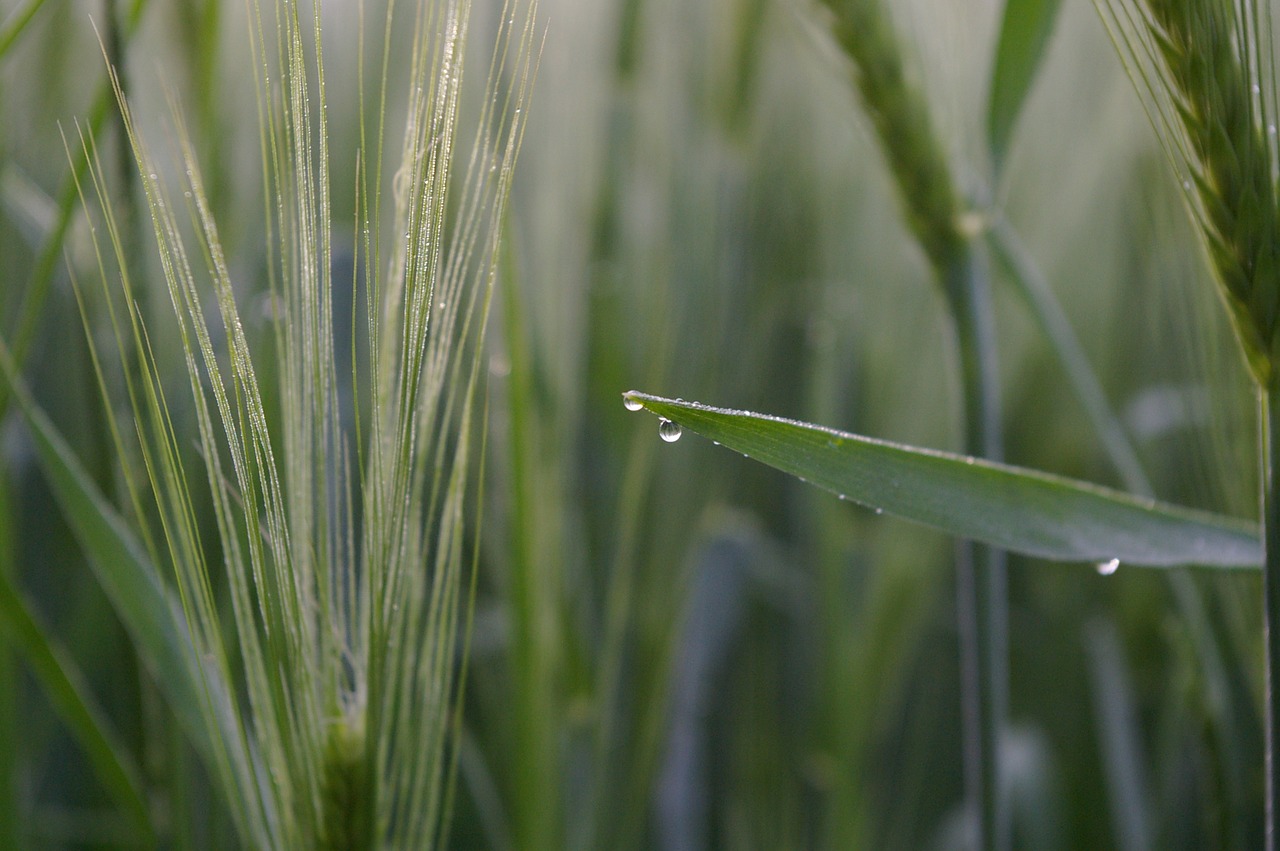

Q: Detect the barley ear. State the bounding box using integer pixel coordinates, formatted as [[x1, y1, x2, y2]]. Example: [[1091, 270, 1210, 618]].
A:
[[816, 0, 968, 293], [1100, 0, 1280, 386]]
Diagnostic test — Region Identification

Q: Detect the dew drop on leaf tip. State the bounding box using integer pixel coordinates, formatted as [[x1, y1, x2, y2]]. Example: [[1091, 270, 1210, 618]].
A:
[[1096, 558, 1120, 576], [623, 394, 643, 412], [658, 418, 682, 442]]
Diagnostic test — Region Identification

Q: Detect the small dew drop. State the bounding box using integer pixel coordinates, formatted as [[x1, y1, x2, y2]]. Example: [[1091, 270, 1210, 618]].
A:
[[1253, 83, 1262, 94], [1096, 557, 1120, 576], [1182, 179, 1192, 190], [623, 395, 643, 412], [658, 418, 682, 443], [873, 507, 884, 515]]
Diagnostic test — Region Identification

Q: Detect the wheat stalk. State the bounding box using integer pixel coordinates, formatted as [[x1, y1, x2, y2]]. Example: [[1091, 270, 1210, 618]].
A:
[[815, 2, 1007, 848], [817, 0, 967, 288], [1098, 0, 1280, 845]]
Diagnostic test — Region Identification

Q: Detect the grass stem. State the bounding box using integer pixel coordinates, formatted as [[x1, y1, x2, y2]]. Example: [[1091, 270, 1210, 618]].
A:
[[949, 248, 1007, 851], [819, 0, 1010, 841], [1263, 383, 1280, 849]]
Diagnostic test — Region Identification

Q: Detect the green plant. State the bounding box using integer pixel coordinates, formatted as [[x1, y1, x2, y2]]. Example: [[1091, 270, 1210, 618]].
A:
[[0, 0, 537, 845], [1098, 0, 1280, 845], [3, 0, 1271, 846], [619, 0, 1266, 847]]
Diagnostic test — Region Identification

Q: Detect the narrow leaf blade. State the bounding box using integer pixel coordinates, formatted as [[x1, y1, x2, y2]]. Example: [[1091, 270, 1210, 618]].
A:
[[0, 342, 281, 834], [0, 341, 211, 752], [988, 0, 1063, 173], [0, 571, 154, 840], [623, 392, 1260, 569]]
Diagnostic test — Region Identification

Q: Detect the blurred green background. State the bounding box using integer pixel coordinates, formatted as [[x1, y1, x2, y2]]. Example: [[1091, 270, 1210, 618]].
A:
[[0, 0, 1267, 847]]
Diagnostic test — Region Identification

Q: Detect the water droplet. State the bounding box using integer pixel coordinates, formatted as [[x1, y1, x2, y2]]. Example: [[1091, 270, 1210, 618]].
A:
[[1182, 179, 1192, 190], [658, 418, 682, 442], [623, 395, 643, 412], [873, 507, 884, 515], [1096, 558, 1120, 576], [1253, 83, 1261, 95]]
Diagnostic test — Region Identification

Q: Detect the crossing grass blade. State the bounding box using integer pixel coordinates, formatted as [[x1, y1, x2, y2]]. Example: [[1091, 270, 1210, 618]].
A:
[[0, 337, 246, 784], [987, 0, 1064, 175], [0, 568, 153, 842], [623, 391, 1260, 568]]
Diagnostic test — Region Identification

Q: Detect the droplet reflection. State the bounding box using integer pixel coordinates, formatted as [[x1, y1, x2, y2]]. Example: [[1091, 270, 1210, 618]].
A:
[[1096, 558, 1120, 576]]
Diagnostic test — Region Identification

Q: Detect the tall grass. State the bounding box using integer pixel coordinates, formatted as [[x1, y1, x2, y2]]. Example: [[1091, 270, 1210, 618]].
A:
[[2, 0, 537, 845], [0, 0, 1270, 847], [1097, 0, 1280, 846], [816, 0, 1007, 845]]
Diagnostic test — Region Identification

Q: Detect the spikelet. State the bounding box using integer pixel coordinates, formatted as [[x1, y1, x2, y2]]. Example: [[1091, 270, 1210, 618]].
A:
[[1100, 0, 1280, 386], [817, 0, 968, 294]]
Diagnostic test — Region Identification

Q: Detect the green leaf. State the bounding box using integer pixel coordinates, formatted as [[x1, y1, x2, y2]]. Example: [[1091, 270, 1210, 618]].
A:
[[0, 571, 154, 841], [0, 0, 49, 59], [0, 338, 279, 834], [988, 215, 1152, 495], [622, 392, 1260, 569], [0, 339, 212, 758], [987, 0, 1063, 174]]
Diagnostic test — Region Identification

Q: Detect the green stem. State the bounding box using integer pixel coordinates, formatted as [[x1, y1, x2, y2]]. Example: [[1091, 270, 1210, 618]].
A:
[[0, 471, 18, 849], [500, 242, 562, 851], [948, 248, 1007, 851], [987, 217, 1151, 494], [0, 0, 150, 424], [1263, 383, 1280, 851]]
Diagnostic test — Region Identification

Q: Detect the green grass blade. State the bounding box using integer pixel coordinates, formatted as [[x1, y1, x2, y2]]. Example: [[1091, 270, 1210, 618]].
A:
[[988, 216, 1152, 495], [0, 0, 149, 423], [0, 0, 48, 58], [987, 0, 1063, 175], [622, 392, 1260, 568], [0, 338, 213, 760], [1084, 619, 1153, 851], [0, 473, 20, 847], [0, 570, 154, 841], [1, 337, 277, 840]]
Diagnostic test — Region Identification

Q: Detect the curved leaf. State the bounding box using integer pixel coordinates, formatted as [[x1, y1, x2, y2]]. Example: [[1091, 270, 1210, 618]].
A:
[[0, 571, 153, 841], [988, 0, 1063, 174], [623, 392, 1260, 569], [0, 337, 289, 837], [0, 344, 206, 734]]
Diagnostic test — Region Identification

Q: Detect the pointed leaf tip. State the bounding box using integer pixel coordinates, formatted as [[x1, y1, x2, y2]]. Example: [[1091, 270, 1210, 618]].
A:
[[625, 392, 1260, 569]]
